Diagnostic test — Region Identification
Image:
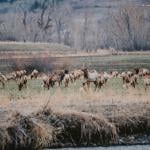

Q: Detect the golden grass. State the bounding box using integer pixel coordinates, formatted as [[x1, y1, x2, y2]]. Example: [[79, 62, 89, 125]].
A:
[[0, 77, 150, 149], [0, 81, 149, 117], [0, 41, 150, 59], [0, 86, 150, 149]]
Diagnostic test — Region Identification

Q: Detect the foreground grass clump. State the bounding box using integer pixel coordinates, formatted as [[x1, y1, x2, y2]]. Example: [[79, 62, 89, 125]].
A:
[[110, 115, 150, 136], [0, 109, 117, 149], [37, 109, 117, 147], [0, 112, 51, 150], [1, 107, 150, 150]]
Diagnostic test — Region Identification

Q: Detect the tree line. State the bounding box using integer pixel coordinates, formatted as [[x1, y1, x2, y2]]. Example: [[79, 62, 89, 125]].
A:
[[0, 0, 149, 51]]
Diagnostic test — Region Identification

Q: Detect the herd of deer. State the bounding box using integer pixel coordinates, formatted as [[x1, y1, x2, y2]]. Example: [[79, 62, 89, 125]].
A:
[[0, 69, 38, 90], [0, 67, 150, 92]]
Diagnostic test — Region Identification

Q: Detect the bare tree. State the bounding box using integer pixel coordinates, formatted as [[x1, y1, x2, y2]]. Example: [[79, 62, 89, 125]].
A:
[[80, 8, 92, 52], [22, 10, 27, 29], [105, 5, 150, 51], [37, 0, 53, 33], [52, 3, 71, 44]]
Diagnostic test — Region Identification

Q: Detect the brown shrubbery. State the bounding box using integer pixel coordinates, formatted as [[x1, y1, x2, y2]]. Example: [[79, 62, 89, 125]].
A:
[[0, 112, 48, 150], [110, 115, 150, 136], [1, 107, 150, 149], [11, 57, 55, 73], [10, 56, 71, 73], [37, 109, 117, 147]]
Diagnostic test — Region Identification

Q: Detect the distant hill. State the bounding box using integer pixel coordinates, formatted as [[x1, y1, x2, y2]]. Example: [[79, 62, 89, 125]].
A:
[[0, 42, 75, 54]]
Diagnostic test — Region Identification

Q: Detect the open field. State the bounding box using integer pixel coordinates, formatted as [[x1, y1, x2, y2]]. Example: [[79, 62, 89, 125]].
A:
[[0, 44, 150, 149], [0, 71, 150, 107], [0, 77, 150, 115], [1, 52, 150, 73], [0, 0, 150, 148], [0, 42, 150, 73], [0, 42, 74, 52], [1, 54, 150, 73], [0, 73, 150, 149]]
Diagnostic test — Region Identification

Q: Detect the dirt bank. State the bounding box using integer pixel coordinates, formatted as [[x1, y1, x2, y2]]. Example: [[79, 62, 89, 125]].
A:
[[0, 108, 150, 150]]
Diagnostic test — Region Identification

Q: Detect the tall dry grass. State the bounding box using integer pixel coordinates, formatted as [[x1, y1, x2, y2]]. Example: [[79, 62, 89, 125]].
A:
[[0, 77, 150, 149], [0, 78, 149, 117]]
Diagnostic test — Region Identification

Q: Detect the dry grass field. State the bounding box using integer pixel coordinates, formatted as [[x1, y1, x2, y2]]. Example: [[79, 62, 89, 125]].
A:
[[0, 42, 150, 149], [0, 0, 149, 148], [0, 42, 150, 73], [0, 77, 149, 115], [0, 76, 150, 149]]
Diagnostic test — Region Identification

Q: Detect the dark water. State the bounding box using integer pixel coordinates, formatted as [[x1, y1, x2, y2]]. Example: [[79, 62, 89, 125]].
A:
[[45, 145, 150, 150]]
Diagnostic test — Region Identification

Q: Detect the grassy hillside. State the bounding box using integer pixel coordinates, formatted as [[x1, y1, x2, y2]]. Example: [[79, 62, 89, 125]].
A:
[[70, 54, 150, 72], [0, 42, 74, 52], [0, 42, 75, 72], [0, 57, 150, 148], [1, 51, 150, 73]]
